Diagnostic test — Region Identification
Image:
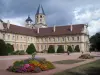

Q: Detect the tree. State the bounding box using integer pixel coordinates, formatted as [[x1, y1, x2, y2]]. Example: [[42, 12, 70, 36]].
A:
[[0, 39, 8, 56], [67, 45, 73, 52], [6, 43, 14, 53], [47, 45, 55, 53], [57, 45, 64, 53], [26, 43, 36, 54], [74, 45, 80, 52], [90, 33, 100, 51]]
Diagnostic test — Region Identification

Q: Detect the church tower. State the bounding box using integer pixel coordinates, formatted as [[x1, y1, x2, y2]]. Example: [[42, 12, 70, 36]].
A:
[[25, 15, 33, 28], [34, 4, 47, 28]]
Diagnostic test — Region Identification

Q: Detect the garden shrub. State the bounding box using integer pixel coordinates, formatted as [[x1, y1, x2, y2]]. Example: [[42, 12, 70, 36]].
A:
[[57, 45, 64, 53], [6, 43, 14, 54], [26, 43, 36, 54], [67, 45, 73, 52], [11, 50, 26, 55], [74, 45, 80, 52], [0, 39, 8, 56], [47, 45, 55, 53]]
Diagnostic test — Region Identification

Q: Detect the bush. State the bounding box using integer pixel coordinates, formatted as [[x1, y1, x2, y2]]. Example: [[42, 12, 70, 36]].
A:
[[0, 39, 8, 56], [47, 45, 55, 53], [79, 54, 94, 59], [6, 43, 14, 54], [11, 50, 26, 55], [26, 44, 36, 54], [74, 45, 80, 52], [67, 46, 73, 52], [57, 45, 64, 53]]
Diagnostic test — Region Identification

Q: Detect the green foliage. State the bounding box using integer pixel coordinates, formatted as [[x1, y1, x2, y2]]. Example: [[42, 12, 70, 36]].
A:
[[47, 45, 55, 53], [57, 45, 64, 53], [74, 45, 80, 52], [6, 43, 14, 54], [11, 50, 26, 55], [90, 32, 100, 51], [26, 43, 36, 54], [45, 61, 55, 69], [0, 39, 8, 56], [67, 45, 73, 52]]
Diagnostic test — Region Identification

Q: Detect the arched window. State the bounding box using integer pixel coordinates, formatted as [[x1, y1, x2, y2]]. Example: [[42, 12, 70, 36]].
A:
[[40, 15, 42, 18]]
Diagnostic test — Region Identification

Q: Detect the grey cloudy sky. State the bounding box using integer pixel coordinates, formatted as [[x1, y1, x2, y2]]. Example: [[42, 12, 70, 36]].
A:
[[0, 0, 100, 36]]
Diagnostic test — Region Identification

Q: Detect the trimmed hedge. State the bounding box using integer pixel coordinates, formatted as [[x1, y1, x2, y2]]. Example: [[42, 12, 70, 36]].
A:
[[57, 45, 64, 53], [6, 43, 14, 54], [48, 45, 55, 53], [74, 45, 80, 52], [26, 44, 36, 54], [67, 45, 73, 52]]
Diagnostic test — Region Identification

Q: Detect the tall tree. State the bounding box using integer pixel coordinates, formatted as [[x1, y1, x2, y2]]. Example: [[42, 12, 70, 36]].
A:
[[90, 33, 100, 51], [26, 43, 36, 54]]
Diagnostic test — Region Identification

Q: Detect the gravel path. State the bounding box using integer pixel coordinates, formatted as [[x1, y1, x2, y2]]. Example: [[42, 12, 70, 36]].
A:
[[0, 52, 99, 75]]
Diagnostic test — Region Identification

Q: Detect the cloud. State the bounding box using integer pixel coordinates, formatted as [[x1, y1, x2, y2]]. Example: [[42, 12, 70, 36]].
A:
[[73, 5, 100, 36], [1, 0, 100, 36]]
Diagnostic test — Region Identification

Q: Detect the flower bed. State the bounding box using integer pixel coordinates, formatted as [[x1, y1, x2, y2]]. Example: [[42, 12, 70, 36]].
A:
[[7, 57, 55, 73]]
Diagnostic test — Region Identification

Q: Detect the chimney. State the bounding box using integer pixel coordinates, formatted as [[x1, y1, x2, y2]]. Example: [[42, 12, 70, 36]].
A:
[[37, 28, 40, 33], [53, 25, 56, 32], [7, 20, 10, 29], [70, 24, 73, 31]]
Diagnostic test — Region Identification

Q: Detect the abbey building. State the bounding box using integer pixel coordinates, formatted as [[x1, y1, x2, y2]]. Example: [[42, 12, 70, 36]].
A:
[[0, 5, 89, 52]]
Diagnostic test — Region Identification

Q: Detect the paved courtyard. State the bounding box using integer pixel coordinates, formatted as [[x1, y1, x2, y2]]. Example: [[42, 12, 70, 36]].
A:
[[0, 52, 100, 75]]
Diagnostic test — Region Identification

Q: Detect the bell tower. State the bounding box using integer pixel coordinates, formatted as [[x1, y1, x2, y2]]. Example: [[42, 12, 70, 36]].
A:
[[34, 4, 47, 28]]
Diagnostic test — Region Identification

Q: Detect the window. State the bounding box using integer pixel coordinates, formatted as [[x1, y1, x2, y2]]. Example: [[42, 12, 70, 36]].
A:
[[40, 19, 42, 22], [3, 34, 5, 39], [72, 37, 74, 40], [8, 35, 10, 39], [77, 36, 79, 41], [40, 15, 42, 18], [12, 36, 14, 40]]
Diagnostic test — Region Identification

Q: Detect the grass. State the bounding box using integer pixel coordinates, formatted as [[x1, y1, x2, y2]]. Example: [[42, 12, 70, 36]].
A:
[[54, 59, 100, 75], [53, 60, 84, 64]]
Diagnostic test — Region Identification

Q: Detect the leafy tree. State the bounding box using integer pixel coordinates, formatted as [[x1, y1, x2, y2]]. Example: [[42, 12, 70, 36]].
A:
[[57, 45, 64, 53], [6, 43, 14, 53], [67, 45, 73, 52], [48, 45, 55, 53], [26, 43, 36, 54], [74, 45, 80, 52], [90, 33, 100, 51], [0, 39, 8, 56]]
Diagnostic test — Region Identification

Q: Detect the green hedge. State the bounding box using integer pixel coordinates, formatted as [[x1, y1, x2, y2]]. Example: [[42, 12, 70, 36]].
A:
[[0, 39, 8, 56], [67, 45, 73, 52], [26, 43, 36, 54], [57, 45, 64, 53], [48, 45, 55, 53]]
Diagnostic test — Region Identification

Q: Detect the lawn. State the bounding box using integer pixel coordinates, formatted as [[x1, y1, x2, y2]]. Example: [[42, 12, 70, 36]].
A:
[[53, 60, 84, 64], [54, 59, 100, 75]]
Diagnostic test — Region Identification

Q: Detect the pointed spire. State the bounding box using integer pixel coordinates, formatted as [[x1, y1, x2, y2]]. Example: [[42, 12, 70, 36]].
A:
[[36, 4, 45, 15]]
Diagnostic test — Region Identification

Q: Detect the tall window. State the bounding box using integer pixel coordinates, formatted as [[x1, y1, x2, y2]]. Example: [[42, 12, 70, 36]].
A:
[[77, 36, 79, 41], [3, 34, 5, 39], [8, 35, 10, 39], [40, 15, 42, 18]]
